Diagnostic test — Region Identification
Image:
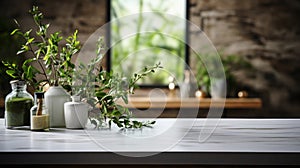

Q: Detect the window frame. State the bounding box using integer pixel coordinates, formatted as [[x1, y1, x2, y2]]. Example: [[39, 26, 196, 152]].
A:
[[106, 0, 190, 88]]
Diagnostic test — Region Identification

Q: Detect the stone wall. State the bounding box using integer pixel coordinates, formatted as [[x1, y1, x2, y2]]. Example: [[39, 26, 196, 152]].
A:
[[190, 0, 300, 117], [1, 0, 299, 117], [0, 0, 107, 47]]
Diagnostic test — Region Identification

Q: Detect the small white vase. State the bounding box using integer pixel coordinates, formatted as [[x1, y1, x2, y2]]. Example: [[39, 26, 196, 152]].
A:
[[64, 96, 89, 129], [210, 78, 226, 99], [180, 70, 198, 98], [45, 86, 71, 127]]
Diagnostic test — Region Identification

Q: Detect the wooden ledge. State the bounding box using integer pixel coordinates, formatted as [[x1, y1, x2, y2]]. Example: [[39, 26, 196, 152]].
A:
[[117, 97, 262, 109], [1, 97, 262, 109], [2, 97, 262, 118]]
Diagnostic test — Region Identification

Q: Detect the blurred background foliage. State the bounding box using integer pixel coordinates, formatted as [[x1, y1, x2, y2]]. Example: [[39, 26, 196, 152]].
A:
[[195, 52, 254, 97], [110, 0, 186, 85]]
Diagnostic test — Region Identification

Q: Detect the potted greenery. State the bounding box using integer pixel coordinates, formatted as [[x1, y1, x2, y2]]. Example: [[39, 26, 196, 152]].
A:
[[3, 6, 80, 127], [196, 53, 252, 98], [73, 42, 161, 128], [3, 6, 160, 129], [4, 6, 79, 91]]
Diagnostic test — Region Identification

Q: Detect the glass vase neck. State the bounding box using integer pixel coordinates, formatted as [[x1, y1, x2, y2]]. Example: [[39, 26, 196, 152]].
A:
[[10, 80, 27, 91]]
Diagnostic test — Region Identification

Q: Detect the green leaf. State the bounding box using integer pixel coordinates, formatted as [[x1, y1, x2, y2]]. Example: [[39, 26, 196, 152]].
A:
[[102, 95, 113, 102], [27, 37, 35, 44], [19, 45, 29, 53], [13, 19, 20, 27], [45, 23, 50, 29], [16, 50, 26, 55], [23, 58, 35, 65], [102, 105, 107, 114], [111, 110, 122, 116], [10, 29, 20, 35], [24, 29, 32, 37], [95, 92, 106, 99], [6, 70, 17, 78], [44, 46, 51, 61], [26, 66, 33, 79]]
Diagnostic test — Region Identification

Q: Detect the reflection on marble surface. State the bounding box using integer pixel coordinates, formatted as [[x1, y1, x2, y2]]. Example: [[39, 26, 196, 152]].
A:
[[1, 119, 300, 153]]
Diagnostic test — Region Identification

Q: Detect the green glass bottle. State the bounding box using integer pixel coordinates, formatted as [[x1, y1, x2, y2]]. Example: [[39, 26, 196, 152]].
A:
[[5, 80, 34, 129]]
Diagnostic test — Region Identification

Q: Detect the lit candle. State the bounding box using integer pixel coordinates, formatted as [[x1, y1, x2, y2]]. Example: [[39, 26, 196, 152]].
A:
[[195, 90, 206, 99], [238, 91, 248, 98], [168, 82, 175, 90], [168, 82, 176, 97]]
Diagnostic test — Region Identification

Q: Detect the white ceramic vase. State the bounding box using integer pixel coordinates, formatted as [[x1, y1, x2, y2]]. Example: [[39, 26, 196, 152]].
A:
[[45, 86, 71, 127], [64, 96, 89, 129], [180, 70, 198, 98], [210, 78, 226, 99]]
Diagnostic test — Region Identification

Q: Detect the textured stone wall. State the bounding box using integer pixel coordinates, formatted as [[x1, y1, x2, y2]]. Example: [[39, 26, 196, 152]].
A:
[[0, 0, 107, 46], [190, 0, 300, 117], [1, 0, 300, 117]]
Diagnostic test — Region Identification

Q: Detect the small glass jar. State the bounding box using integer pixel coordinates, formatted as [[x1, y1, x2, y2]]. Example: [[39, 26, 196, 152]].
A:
[[180, 70, 198, 98], [5, 80, 34, 129], [30, 92, 49, 131]]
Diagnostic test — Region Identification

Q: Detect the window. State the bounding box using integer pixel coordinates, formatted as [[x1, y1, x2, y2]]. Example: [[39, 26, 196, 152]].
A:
[[107, 0, 188, 87]]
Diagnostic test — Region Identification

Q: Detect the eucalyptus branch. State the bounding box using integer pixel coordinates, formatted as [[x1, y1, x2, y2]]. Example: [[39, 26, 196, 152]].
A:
[[29, 6, 47, 43], [4, 5, 80, 91], [129, 62, 162, 93], [28, 43, 49, 83], [37, 59, 49, 82]]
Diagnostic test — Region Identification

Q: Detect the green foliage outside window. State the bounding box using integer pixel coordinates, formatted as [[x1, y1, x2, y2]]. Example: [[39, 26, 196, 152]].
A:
[[110, 0, 186, 85]]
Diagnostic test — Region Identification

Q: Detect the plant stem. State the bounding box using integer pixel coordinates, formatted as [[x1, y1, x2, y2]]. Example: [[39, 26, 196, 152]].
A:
[[28, 43, 49, 83], [37, 59, 49, 82]]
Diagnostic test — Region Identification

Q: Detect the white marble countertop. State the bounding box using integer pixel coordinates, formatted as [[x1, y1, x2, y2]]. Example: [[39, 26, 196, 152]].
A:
[[0, 118, 300, 165]]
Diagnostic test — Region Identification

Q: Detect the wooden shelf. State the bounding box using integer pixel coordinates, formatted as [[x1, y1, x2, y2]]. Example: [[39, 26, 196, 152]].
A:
[[1, 97, 262, 109], [117, 97, 262, 109]]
